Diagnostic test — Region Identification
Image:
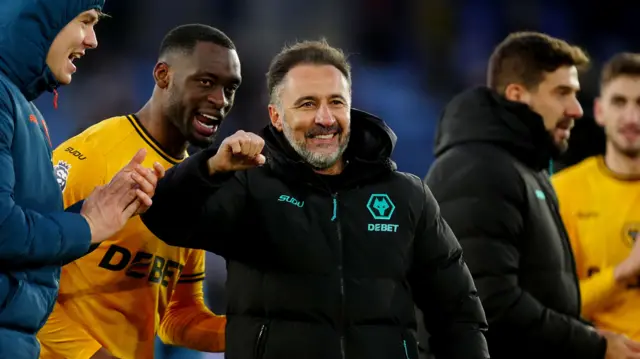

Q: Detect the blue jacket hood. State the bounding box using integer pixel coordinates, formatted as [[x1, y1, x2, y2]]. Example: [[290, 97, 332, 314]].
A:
[[0, 0, 104, 101]]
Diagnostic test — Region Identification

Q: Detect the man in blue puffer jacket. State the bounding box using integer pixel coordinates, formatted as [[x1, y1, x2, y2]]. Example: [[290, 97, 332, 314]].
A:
[[0, 1, 163, 358]]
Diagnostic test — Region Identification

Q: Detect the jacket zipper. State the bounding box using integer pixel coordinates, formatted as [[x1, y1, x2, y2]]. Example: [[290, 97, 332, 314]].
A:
[[539, 176, 582, 313], [403, 339, 411, 359], [332, 193, 346, 359], [254, 323, 268, 359], [551, 198, 581, 313]]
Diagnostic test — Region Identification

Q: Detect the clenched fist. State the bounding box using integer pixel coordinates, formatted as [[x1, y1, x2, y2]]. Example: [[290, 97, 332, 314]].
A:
[[207, 130, 266, 174]]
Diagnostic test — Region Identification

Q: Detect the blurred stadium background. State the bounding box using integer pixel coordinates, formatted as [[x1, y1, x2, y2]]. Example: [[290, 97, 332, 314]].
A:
[[39, 0, 639, 357]]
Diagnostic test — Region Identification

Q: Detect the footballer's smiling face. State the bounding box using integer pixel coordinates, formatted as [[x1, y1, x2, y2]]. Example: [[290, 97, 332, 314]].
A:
[[595, 75, 640, 158], [159, 41, 241, 148], [46, 9, 100, 85]]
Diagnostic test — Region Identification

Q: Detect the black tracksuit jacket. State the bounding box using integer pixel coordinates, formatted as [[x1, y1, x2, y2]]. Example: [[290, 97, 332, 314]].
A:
[[141, 109, 489, 359], [425, 87, 607, 359]]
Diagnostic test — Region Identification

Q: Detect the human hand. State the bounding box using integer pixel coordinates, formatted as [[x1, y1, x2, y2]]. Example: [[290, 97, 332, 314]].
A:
[[614, 234, 640, 283], [599, 329, 640, 359], [207, 130, 266, 174], [81, 149, 162, 244], [130, 159, 165, 215]]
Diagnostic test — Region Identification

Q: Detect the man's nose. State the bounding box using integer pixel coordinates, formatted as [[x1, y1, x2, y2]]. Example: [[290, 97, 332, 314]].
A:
[[315, 104, 335, 126], [84, 28, 98, 49], [207, 87, 228, 109], [566, 97, 584, 119], [622, 106, 640, 124]]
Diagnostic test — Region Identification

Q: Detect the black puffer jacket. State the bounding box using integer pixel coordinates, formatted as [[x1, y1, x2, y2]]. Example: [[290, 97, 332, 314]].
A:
[[142, 109, 489, 359], [425, 87, 607, 359]]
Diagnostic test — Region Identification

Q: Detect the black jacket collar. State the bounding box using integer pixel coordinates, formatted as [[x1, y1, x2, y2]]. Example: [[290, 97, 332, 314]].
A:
[[434, 86, 558, 171], [261, 108, 398, 190]]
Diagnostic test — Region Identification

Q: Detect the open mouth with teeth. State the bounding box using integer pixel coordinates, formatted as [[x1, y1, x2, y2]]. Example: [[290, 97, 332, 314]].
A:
[[193, 112, 220, 137], [68, 53, 82, 62], [307, 132, 339, 148], [313, 134, 336, 140], [66, 52, 83, 73]]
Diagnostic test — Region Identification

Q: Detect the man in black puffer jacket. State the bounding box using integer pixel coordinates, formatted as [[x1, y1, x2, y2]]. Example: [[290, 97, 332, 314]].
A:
[[140, 39, 489, 359], [426, 31, 640, 359]]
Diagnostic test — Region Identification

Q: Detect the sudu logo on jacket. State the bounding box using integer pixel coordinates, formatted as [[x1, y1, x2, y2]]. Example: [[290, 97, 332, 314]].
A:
[[278, 194, 304, 208]]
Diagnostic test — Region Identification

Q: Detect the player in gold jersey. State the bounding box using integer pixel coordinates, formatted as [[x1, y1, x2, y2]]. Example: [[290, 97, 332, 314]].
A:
[[553, 53, 640, 342], [36, 24, 242, 359]]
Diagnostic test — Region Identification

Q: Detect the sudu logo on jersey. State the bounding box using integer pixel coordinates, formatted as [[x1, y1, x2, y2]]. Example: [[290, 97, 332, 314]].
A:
[[366, 193, 399, 233], [622, 222, 640, 248], [53, 160, 71, 192]]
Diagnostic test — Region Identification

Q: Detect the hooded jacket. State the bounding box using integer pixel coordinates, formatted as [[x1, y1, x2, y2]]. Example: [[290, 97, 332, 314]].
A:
[[0, 1, 104, 358], [425, 87, 607, 359], [141, 109, 489, 359]]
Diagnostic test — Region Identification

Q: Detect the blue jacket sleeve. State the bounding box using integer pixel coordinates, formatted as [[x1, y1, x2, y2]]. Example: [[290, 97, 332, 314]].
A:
[[0, 103, 91, 267]]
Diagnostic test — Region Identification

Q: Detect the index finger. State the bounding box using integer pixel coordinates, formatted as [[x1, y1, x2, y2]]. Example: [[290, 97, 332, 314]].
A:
[[125, 148, 147, 169], [133, 167, 158, 195], [250, 133, 265, 158], [624, 338, 640, 351], [153, 162, 165, 179]]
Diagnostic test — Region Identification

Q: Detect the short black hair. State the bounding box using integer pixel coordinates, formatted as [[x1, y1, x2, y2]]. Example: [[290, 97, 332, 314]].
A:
[[158, 24, 235, 58]]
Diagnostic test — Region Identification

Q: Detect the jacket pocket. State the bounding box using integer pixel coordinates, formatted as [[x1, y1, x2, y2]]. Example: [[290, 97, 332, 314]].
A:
[[254, 322, 270, 359]]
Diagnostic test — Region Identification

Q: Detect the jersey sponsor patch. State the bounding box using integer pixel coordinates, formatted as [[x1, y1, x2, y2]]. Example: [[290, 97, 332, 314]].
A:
[[53, 160, 71, 192]]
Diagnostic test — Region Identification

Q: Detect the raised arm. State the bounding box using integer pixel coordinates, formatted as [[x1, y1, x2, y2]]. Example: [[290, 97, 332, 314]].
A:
[[141, 130, 266, 256]]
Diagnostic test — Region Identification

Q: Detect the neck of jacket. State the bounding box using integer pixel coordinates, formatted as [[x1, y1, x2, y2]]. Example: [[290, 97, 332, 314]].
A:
[[434, 86, 558, 171], [262, 109, 398, 191]]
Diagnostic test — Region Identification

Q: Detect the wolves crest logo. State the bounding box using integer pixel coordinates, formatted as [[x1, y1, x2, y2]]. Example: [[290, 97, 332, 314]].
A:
[[366, 194, 396, 220], [372, 198, 390, 216]]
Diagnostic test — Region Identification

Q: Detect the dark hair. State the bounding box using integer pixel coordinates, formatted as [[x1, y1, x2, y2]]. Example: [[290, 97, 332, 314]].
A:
[[266, 39, 351, 103], [158, 24, 235, 58], [600, 52, 640, 89], [487, 31, 590, 94]]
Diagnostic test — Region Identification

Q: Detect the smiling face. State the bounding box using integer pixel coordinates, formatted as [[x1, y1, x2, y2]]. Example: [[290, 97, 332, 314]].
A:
[[46, 9, 100, 85], [596, 75, 640, 158], [268, 64, 351, 171], [157, 41, 242, 148]]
